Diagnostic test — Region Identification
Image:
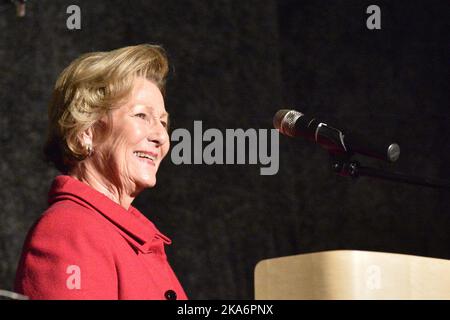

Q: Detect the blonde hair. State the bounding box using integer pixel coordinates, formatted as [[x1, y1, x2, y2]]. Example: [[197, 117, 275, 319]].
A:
[[44, 44, 169, 173]]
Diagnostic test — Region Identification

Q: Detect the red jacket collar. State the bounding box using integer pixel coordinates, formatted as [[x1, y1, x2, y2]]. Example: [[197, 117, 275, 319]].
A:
[[47, 175, 171, 254]]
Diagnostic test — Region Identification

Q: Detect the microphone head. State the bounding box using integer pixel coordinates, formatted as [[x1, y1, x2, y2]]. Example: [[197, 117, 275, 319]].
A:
[[273, 109, 303, 137]]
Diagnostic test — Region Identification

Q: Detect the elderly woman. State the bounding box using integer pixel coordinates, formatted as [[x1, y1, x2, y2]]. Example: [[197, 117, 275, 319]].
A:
[[14, 44, 187, 300]]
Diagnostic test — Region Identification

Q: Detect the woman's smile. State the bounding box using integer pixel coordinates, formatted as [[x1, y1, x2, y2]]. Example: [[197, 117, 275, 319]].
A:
[[133, 151, 157, 166]]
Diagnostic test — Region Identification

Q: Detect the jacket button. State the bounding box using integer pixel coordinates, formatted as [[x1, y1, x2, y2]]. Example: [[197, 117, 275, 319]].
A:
[[164, 290, 177, 300]]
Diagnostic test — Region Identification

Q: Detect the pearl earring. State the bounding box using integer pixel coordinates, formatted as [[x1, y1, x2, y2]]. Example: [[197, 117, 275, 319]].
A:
[[86, 143, 93, 156]]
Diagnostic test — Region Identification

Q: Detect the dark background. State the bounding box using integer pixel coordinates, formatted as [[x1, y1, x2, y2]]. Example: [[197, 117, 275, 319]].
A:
[[0, 0, 448, 299]]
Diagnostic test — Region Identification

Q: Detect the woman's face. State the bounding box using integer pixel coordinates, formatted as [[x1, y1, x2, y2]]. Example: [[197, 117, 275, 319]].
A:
[[97, 77, 170, 192]]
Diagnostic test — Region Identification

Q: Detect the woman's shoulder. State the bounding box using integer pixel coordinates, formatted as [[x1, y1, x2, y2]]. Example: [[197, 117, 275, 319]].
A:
[[30, 200, 113, 239]]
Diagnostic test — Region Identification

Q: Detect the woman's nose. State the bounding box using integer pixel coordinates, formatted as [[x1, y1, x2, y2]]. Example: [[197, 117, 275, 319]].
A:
[[148, 121, 169, 146]]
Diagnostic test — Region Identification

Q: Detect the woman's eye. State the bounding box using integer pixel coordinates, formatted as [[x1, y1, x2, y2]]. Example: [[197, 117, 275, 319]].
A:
[[161, 121, 167, 128], [136, 113, 146, 119]]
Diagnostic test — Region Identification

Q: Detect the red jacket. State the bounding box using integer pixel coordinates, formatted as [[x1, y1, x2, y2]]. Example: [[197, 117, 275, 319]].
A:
[[15, 175, 188, 300]]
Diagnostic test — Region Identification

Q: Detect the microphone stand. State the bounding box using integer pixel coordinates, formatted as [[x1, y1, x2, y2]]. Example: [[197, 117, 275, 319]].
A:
[[330, 154, 450, 190]]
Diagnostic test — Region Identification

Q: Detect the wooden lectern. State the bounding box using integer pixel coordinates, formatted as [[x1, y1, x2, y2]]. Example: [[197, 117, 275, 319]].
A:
[[254, 250, 450, 299]]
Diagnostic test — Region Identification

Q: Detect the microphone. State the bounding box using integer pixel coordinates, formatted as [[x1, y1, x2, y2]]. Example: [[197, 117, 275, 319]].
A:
[[273, 109, 400, 162]]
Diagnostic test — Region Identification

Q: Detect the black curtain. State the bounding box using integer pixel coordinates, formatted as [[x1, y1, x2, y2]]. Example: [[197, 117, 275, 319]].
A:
[[0, 0, 448, 299]]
